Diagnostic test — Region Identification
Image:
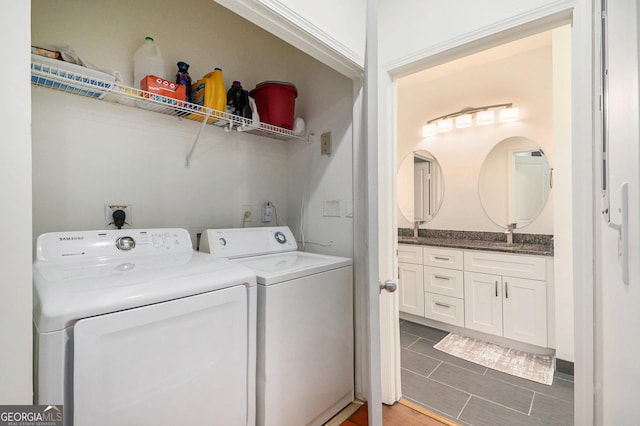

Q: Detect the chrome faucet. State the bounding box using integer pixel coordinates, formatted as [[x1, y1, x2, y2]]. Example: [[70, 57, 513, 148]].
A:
[[414, 220, 424, 238], [505, 223, 517, 245]]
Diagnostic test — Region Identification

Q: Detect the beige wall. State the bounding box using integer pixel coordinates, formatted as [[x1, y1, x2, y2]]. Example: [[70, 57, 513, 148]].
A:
[[397, 36, 554, 235], [31, 0, 354, 257]]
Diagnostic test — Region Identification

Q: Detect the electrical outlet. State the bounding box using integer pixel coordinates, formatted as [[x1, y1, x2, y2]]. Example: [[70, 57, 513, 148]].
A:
[[241, 204, 252, 222], [321, 132, 332, 156], [105, 204, 132, 227]]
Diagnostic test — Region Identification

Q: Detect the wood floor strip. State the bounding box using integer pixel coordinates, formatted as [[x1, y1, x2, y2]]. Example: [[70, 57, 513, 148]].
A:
[[399, 398, 461, 426]]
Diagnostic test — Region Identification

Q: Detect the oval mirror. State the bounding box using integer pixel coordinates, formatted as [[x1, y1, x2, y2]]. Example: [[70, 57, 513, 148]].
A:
[[398, 150, 445, 223], [478, 136, 551, 229]]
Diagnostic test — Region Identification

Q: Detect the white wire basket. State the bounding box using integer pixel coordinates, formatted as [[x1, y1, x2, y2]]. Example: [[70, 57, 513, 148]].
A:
[[31, 56, 304, 141]]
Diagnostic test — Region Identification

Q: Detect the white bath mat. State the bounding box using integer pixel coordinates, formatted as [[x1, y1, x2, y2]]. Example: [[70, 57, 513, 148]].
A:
[[433, 333, 555, 385]]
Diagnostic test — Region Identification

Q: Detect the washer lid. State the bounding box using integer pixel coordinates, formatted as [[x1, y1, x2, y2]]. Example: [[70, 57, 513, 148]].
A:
[[232, 251, 352, 285], [33, 229, 256, 333]]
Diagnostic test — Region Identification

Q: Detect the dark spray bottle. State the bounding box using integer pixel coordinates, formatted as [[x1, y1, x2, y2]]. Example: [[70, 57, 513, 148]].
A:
[[176, 61, 192, 103]]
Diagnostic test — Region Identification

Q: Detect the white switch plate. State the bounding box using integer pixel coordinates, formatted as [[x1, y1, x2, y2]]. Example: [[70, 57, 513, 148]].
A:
[[323, 200, 341, 217]]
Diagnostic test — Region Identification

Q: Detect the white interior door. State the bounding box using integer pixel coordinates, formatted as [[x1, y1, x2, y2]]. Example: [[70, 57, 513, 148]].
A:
[[74, 286, 250, 426], [598, 0, 640, 422]]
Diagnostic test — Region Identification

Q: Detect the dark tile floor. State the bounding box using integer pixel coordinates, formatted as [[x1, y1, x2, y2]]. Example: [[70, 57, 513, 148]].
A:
[[400, 320, 574, 426]]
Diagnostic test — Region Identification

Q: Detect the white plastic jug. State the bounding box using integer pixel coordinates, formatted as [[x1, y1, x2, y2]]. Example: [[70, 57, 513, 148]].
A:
[[133, 36, 165, 88]]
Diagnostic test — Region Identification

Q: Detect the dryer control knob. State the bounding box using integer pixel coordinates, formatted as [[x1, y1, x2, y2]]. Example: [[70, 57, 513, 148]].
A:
[[274, 231, 287, 244], [115, 236, 136, 251]]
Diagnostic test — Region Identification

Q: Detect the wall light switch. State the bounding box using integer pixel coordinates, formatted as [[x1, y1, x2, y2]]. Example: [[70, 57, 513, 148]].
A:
[[321, 132, 332, 156], [344, 200, 353, 218], [323, 200, 341, 217]]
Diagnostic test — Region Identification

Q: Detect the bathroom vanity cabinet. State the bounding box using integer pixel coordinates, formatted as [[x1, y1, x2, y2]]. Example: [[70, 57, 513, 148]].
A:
[[464, 250, 548, 347], [398, 243, 553, 348]]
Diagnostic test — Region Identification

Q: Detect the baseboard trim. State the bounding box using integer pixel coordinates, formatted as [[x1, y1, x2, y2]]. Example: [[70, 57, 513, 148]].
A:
[[556, 358, 574, 376]]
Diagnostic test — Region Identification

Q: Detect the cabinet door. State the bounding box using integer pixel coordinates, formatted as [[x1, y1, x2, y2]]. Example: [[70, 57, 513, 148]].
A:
[[502, 277, 547, 347], [398, 262, 424, 316], [464, 272, 502, 337]]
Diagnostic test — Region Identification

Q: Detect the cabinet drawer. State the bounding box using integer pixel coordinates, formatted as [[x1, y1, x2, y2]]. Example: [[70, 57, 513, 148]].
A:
[[424, 293, 465, 327], [424, 266, 464, 298], [464, 250, 546, 280], [398, 244, 423, 264], [423, 247, 463, 269]]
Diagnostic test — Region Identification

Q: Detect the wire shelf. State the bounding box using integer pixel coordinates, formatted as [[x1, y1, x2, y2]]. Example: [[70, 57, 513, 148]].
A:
[[30, 57, 305, 142]]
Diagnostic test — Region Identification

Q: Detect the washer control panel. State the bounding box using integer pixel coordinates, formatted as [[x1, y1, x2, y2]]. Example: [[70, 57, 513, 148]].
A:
[[200, 226, 297, 258]]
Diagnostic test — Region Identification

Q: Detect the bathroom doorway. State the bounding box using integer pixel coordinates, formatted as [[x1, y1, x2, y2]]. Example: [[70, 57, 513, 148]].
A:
[[392, 24, 574, 424]]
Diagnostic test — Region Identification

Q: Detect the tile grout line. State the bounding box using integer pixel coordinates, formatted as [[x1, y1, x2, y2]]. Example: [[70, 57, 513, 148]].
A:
[[426, 375, 533, 417], [403, 346, 487, 376], [402, 366, 568, 423], [427, 361, 444, 379], [481, 373, 575, 403], [456, 394, 473, 420], [528, 392, 536, 416]]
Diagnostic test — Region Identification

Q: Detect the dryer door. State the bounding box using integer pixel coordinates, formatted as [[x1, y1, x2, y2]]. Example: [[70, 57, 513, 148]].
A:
[[73, 285, 249, 426]]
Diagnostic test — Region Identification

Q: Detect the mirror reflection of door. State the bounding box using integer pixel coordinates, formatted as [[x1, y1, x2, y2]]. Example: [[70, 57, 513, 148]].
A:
[[414, 153, 443, 221], [398, 150, 445, 224], [414, 157, 429, 220], [511, 150, 550, 227], [479, 137, 551, 228]]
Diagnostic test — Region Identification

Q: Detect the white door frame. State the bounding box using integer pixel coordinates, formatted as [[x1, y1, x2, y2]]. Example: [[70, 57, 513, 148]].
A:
[[377, 2, 596, 425]]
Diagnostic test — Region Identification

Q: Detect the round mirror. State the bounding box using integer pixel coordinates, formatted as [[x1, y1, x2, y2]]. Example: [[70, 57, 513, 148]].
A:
[[478, 136, 551, 229], [398, 150, 445, 223]]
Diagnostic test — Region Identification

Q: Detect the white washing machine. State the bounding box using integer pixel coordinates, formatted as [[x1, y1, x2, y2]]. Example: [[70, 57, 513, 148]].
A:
[[200, 226, 353, 426], [33, 228, 257, 426]]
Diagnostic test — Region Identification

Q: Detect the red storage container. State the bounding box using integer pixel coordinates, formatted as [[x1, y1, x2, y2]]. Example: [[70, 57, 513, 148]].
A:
[[250, 81, 297, 130]]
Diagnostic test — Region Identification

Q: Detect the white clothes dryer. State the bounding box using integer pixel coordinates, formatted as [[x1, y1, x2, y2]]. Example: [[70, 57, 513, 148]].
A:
[[200, 226, 353, 426], [33, 228, 257, 426]]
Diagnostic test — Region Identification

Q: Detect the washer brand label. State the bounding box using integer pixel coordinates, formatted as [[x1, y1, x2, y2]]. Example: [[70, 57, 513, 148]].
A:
[[0, 405, 63, 426], [58, 236, 83, 241]]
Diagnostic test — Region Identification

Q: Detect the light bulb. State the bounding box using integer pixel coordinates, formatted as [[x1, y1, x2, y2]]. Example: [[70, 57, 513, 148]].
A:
[[476, 110, 495, 125], [499, 107, 519, 123], [455, 113, 472, 128], [422, 123, 437, 137], [437, 118, 453, 132]]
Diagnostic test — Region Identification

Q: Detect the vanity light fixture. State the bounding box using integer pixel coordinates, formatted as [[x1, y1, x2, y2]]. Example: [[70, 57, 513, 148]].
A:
[[422, 123, 437, 137], [499, 106, 519, 123], [476, 110, 495, 125], [455, 113, 473, 128], [422, 103, 518, 137], [437, 118, 454, 132]]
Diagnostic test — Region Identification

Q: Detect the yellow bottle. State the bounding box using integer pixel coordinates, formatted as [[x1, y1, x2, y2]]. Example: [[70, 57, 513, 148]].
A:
[[211, 68, 226, 118]]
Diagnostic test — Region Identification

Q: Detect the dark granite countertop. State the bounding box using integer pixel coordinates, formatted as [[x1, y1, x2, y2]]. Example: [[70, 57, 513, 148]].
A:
[[398, 229, 554, 256]]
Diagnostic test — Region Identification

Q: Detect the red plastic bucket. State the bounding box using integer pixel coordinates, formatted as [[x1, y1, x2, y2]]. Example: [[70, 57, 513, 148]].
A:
[[250, 81, 297, 130]]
